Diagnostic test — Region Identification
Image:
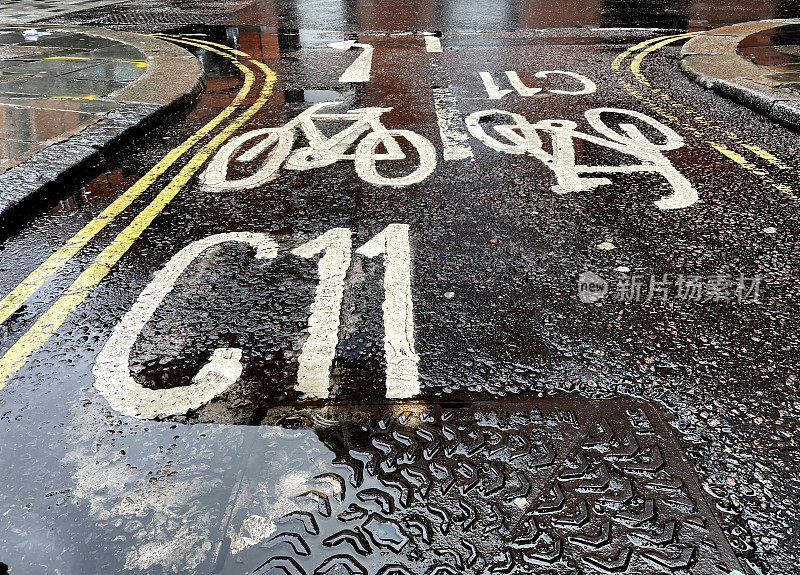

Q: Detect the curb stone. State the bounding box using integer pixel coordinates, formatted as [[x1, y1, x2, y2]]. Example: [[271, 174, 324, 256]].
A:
[[680, 19, 800, 131], [0, 26, 205, 230]]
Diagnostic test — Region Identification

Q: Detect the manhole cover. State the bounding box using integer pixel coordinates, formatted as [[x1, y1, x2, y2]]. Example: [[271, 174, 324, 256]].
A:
[[225, 398, 745, 575]]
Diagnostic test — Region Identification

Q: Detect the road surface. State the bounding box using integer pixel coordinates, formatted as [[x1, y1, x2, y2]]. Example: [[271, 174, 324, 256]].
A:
[[0, 4, 798, 574]]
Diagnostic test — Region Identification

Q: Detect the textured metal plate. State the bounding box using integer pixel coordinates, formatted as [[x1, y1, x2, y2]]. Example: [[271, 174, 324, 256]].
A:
[[234, 399, 746, 575]]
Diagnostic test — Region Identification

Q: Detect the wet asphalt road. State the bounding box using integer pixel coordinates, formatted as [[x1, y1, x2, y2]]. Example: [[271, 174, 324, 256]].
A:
[[1, 3, 800, 575]]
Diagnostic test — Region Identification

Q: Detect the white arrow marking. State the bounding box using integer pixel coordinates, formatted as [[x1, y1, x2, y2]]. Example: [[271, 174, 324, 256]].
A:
[[328, 40, 374, 83]]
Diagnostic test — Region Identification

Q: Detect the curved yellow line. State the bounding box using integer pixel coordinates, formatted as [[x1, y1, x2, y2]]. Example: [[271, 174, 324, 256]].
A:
[[630, 33, 695, 86], [611, 33, 691, 71], [615, 31, 798, 200]]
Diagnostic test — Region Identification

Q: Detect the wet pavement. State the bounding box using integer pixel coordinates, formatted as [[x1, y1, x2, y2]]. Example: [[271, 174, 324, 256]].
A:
[[0, 28, 146, 172], [738, 24, 800, 89], [1, 4, 800, 575]]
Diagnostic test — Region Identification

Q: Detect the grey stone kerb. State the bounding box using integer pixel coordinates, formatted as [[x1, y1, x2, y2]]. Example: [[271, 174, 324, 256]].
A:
[[680, 19, 800, 131], [0, 26, 205, 228]]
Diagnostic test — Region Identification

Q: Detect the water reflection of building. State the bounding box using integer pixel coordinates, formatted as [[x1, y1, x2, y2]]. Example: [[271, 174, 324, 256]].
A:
[[263, 0, 800, 30]]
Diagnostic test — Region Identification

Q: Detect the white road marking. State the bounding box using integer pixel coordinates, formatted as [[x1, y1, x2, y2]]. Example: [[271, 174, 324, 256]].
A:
[[481, 70, 598, 99], [432, 87, 474, 161], [356, 224, 420, 399], [423, 33, 442, 53], [291, 228, 353, 399], [202, 102, 436, 189], [535, 70, 597, 95], [465, 109, 539, 154], [328, 40, 374, 83], [584, 107, 695, 209], [466, 107, 697, 210], [95, 224, 423, 408], [92, 233, 278, 419], [426, 32, 473, 161], [505, 71, 542, 97], [354, 128, 437, 186], [479, 71, 513, 100], [201, 127, 291, 191]]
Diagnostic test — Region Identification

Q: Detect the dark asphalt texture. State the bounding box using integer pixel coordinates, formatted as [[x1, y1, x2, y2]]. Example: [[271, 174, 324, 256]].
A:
[[1, 4, 799, 575]]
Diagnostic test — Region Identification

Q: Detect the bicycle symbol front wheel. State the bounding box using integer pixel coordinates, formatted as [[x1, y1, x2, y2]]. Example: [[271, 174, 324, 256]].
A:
[[355, 129, 436, 187]]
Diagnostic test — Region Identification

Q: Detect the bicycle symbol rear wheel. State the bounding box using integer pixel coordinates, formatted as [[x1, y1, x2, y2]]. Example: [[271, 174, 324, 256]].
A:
[[355, 129, 436, 187], [201, 128, 294, 192]]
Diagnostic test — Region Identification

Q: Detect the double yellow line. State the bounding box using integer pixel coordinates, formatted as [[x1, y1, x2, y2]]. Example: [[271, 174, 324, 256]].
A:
[[612, 33, 798, 201], [0, 36, 277, 388]]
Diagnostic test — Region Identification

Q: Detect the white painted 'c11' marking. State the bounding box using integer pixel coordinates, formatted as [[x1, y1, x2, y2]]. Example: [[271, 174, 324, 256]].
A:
[[94, 225, 421, 417], [480, 70, 597, 99], [92, 233, 278, 419], [292, 228, 352, 399]]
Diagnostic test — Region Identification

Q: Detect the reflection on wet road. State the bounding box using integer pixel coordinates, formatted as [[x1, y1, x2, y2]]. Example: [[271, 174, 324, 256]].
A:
[[739, 24, 800, 88]]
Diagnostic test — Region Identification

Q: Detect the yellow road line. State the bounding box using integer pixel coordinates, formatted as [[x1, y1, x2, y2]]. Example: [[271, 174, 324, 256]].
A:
[[708, 141, 770, 177], [611, 34, 690, 72], [49, 95, 98, 101], [630, 33, 695, 86], [706, 141, 794, 197], [740, 143, 791, 170], [0, 49, 277, 388], [617, 75, 796, 199], [628, 34, 794, 170], [0, 38, 253, 328], [153, 33, 252, 58], [614, 33, 798, 201]]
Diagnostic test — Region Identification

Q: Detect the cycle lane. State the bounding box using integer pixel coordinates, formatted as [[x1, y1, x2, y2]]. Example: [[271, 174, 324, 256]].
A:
[[0, 26, 797, 574]]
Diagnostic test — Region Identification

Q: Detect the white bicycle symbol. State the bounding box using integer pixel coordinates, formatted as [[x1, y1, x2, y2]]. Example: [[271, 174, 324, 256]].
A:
[[202, 101, 437, 190], [466, 107, 698, 210]]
